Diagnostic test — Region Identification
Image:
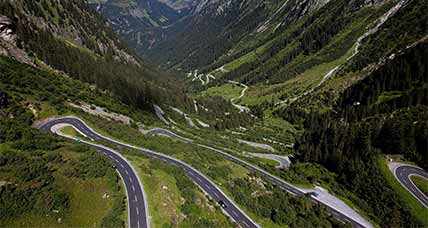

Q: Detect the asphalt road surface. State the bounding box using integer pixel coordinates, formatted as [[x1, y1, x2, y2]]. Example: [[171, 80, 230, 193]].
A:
[[394, 164, 428, 207], [40, 122, 149, 228], [39, 117, 258, 228]]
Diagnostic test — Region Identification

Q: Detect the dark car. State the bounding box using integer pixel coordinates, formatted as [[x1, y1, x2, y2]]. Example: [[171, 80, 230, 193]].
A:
[[218, 200, 227, 208], [304, 191, 319, 197]]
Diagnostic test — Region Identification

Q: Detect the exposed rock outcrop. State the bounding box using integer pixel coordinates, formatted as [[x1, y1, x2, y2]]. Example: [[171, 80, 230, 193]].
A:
[[0, 16, 14, 42], [0, 15, 34, 66]]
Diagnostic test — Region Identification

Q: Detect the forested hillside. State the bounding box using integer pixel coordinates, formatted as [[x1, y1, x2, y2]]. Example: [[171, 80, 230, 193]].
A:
[[276, 0, 427, 119], [206, 0, 398, 84], [140, 0, 425, 94], [146, 0, 375, 72], [0, 0, 190, 111], [291, 38, 427, 228], [148, 0, 302, 69], [270, 2, 428, 225]]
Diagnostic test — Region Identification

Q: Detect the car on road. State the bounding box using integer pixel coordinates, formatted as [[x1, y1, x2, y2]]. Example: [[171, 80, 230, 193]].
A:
[[304, 192, 319, 197], [218, 200, 227, 208]]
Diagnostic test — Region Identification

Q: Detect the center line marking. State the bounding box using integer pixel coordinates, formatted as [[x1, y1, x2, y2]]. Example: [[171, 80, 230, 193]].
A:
[[213, 192, 220, 198], [242, 221, 249, 227]]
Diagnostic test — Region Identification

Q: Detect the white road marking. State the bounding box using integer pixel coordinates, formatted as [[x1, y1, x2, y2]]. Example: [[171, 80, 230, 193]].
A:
[[136, 207, 139, 215], [132, 184, 135, 192], [134, 195, 138, 202], [242, 220, 250, 227], [213, 191, 220, 198]]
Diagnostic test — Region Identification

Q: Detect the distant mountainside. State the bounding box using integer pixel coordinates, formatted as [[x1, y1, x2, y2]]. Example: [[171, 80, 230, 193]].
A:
[[99, 0, 424, 87], [86, 0, 203, 53], [146, 0, 333, 69], [87, 0, 196, 51], [145, 0, 426, 91], [0, 0, 189, 110], [157, 0, 199, 10]]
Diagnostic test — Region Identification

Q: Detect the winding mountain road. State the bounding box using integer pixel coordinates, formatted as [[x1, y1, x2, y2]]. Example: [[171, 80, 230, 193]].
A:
[[195, 144, 372, 228], [228, 80, 250, 113], [247, 153, 291, 169], [39, 117, 259, 228], [389, 162, 428, 207], [40, 122, 150, 228], [145, 107, 373, 228]]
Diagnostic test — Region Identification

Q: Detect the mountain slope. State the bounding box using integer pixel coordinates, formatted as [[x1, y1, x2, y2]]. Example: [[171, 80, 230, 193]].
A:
[[88, 0, 193, 51], [0, 0, 189, 111], [291, 37, 428, 227], [138, 0, 428, 226], [157, 0, 198, 10], [146, 0, 333, 70]]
